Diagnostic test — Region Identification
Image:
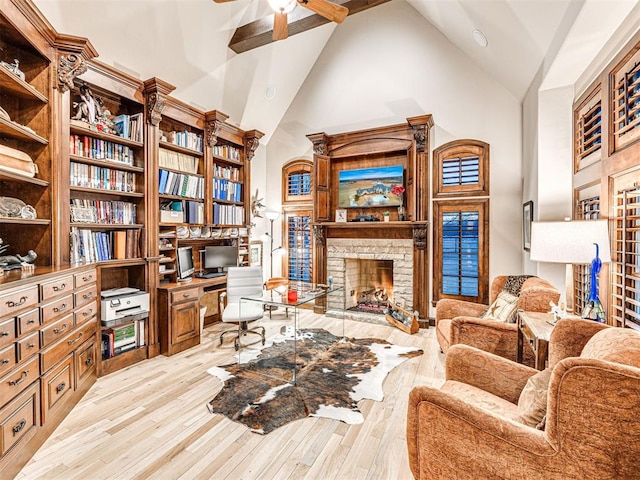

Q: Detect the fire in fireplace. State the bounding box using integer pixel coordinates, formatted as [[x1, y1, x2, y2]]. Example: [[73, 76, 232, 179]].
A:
[[345, 259, 393, 314]]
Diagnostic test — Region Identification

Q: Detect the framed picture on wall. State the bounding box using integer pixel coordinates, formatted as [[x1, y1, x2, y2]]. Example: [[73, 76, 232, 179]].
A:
[[523, 201, 534, 251], [249, 240, 263, 266]]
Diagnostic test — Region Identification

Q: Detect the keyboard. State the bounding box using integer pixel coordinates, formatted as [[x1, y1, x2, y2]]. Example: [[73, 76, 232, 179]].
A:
[[196, 272, 225, 279]]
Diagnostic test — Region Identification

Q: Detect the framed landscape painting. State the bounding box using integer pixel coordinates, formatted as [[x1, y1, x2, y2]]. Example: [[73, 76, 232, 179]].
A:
[[250, 240, 262, 266], [523, 201, 533, 251]]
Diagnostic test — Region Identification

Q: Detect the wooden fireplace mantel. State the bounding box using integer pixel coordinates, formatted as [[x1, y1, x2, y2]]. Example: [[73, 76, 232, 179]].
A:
[[314, 221, 428, 241]]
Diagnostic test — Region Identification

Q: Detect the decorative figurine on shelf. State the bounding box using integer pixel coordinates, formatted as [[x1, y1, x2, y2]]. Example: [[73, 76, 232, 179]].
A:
[[582, 243, 606, 323], [548, 300, 568, 322], [72, 82, 98, 125], [0, 238, 37, 271], [0, 58, 25, 81]]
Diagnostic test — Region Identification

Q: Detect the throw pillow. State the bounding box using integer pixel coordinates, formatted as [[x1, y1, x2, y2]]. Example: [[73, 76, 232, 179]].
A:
[[516, 368, 553, 428], [482, 291, 519, 323], [503, 275, 534, 296]]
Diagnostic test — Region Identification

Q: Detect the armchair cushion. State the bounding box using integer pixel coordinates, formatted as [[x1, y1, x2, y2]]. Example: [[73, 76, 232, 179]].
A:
[[481, 290, 519, 323], [516, 368, 552, 427]]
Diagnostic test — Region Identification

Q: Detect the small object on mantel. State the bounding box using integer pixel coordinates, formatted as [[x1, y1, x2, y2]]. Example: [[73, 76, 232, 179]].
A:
[[385, 301, 419, 334]]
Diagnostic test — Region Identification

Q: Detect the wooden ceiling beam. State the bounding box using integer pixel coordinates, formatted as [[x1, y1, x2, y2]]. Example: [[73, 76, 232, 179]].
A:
[[228, 0, 391, 54]]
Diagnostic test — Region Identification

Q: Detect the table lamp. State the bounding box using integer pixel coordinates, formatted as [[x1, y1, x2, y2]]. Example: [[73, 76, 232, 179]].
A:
[[530, 219, 611, 322]]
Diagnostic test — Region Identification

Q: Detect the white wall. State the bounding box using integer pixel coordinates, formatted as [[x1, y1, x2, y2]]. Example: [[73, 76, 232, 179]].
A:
[[260, 1, 523, 297]]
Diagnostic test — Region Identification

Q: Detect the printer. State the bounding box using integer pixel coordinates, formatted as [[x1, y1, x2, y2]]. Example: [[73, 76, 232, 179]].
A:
[[101, 288, 150, 327]]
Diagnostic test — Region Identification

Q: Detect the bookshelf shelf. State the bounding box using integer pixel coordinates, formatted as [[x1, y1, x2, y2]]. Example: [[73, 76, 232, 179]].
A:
[[159, 140, 204, 157], [0, 170, 49, 186], [0, 116, 48, 144], [70, 124, 144, 149], [212, 153, 243, 166], [0, 65, 48, 102], [69, 154, 144, 173], [159, 193, 205, 202], [97, 258, 146, 267], [69, 186, 145, 197], [70, 222, 144, 229], [0, 217, 50, 225]]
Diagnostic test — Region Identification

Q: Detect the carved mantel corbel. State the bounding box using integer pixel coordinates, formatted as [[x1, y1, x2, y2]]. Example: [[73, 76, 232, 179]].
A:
[[142, 78, 176, 126], [413, 223, 428, 250], [407, 114, 434, 153], [313, 224, 326, 246]]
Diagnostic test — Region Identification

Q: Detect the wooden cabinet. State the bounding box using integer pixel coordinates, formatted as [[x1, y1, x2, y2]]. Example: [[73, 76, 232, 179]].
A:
[[157, 285, 200, 356], [0, 265, 98, 478]]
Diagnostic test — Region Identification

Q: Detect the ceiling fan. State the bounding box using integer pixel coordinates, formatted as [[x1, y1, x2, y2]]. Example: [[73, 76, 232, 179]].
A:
[[214, 0, 349, 41]]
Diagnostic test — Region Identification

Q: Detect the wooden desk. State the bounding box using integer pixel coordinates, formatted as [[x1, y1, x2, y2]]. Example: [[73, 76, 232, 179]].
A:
[[157, 276, 226, 355], [517, 311, 555, 370]]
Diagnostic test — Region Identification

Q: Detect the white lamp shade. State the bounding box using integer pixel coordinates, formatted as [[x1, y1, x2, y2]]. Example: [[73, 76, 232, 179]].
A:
[[530, 220, 611, 264], [268, 0, 296, 13], [265, 211, 280, 221]]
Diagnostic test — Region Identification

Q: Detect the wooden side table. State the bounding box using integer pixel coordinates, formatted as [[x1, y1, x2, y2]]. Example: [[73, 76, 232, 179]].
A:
[[517, 311, 556, 370]]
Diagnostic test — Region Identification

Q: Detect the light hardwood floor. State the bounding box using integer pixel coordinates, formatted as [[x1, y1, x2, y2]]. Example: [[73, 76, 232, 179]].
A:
[[17, 312, 445, 480]]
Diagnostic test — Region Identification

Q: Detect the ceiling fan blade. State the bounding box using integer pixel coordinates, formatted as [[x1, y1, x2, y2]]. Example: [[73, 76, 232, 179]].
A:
[[273, 12, 289, 40], [213, 0, 239, 3], [299, 0, 348, 23]]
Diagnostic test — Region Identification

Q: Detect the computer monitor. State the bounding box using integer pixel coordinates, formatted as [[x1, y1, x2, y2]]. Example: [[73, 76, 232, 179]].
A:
[[176, 246, 194, 282], [204, 245, 238, 273]]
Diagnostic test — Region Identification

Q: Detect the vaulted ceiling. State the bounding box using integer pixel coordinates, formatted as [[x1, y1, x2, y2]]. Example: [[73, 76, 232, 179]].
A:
[[33, 0, 638, 142]]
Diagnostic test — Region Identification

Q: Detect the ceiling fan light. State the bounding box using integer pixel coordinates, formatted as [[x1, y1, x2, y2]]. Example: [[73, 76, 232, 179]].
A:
[[268, 0, 296, 14]]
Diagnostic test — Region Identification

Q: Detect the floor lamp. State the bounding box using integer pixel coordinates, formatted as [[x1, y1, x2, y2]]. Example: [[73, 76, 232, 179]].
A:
[[530, 219, 611, 322]]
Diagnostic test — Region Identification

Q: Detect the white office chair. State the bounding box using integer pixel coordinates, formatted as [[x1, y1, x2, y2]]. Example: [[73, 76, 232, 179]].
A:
[[220, 266, 266, 350]]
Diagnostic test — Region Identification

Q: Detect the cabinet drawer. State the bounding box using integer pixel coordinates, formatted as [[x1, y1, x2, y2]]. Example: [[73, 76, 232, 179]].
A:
[[0, 318, 16, 350], [74, 269, 97, 290], [0, 344, 16, 378], [17, 309, 40, 336], [0, 286, 38, 319], [41, 354, 74, 425], [75, 339, 97, 386], [75, 301, 97, 327], [170, 288, 199, 304], [17, 333, 39, 362], [40, 275, 74, 302], [40, 314, 73, 349], [40, 321, 96, 374], [0, 381, 39, 457], [74, 285, 97, 309], [0, 356, 39, 409], [40, 295, 73, 325]]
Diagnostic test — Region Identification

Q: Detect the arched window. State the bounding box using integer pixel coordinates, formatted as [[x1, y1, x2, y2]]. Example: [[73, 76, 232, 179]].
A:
[[282, 160, 313, 281]]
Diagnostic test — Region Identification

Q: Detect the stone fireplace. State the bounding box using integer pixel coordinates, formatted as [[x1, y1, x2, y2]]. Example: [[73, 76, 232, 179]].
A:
[[326, 238, 414, 322]]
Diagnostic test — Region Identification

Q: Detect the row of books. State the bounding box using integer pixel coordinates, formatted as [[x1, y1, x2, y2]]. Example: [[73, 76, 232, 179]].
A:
[[163, 130, 203, 153], [101, 319, 145, 359], [69, 134, 135, 165], [112, 112, 143, 143], [213, 163, 240, 181], [70, 227, 141, 263], [213, 203, 245, 225], [159, 148, 200, 174], [213, 178, 242, 202], [158, 169, 204, 199], [70, 162, 137, 193], [70, 198, 137, 225], [212, 144, 241, 161]]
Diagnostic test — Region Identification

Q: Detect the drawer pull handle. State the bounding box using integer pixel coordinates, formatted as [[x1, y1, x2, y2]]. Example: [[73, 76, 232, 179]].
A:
[[7, 296, 27, 308], [53, 323, 68, 334], [1, 358, 9, 365], [56, 382, 66, 393], [183, 293, 190, 298], [67, 332, 83, 346], [85, 357, 93, 366], [83, 293, 93, 299], [83, 309, 93, 317], [53, 283, 67, 292], [12, 419, 26, 436], [9, 370, 28, 386], [0, 331, 8, 337], [27, 343, 35, 349], [27, 319, 36, 325], [53, 304, 67, 313], [82, 275, 93, 282]]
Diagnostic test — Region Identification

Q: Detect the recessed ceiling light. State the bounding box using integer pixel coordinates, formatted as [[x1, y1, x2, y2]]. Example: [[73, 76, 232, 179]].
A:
[[265, 84, 277, 100], [472, 29, 488, 48]]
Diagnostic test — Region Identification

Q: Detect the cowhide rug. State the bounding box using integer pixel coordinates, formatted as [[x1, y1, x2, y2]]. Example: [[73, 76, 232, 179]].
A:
[[206, 327, 423, 434]]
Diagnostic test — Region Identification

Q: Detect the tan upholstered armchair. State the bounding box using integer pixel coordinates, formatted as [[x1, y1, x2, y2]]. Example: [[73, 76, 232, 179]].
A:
[[435, 276, 560, 362], [407, 319, 640, 479]]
